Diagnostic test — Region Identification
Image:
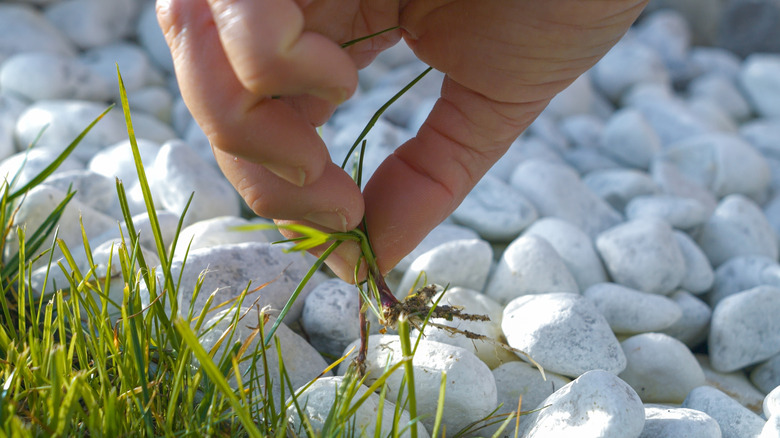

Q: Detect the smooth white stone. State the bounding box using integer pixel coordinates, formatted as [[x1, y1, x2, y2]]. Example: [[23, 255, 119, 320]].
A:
[[397, 239, 492, 298], [149, 140, 240, 226], [634, 9, 692, 82], [152, 242, 322, 324], [121, 110, 176, 145], [87, 138, 160, 186], [709, 285, 780, 372], [44, 169, 122, 219], [502, 293, 626, 377], [625, 195, 710, 231], [0, 94, 26, 160], [198, 307, 330, 411], [544, 73, 601, 120], [631, 97, 712, 146], [709, 256, 780, 307], [621, 81, 676, 108], [0, 52, 112, 101], [598, 108, 661, 169], [525, 114, 569, 154], [766, 386, 780, 418], [183, 118, 217, 166], [0, 4, 76, 64], [559, 114, 604, 150], [740, 54, 780, 118], [562, 146, 623, 174], [301, 278, 379, 357], [682, 386, 766, 438], [15, 100, 129, 161], [412, 287, 515, 369], [519, 370, 645, 438], [82, 42, 160, 94], [697, 354, 768, 415], [660, 291, 712, 348], [689, 47, 742, 81], [135, 1, 174, 74], [488, 136, 563, 182], [395, 223, 480, 272], [523, 217, 608, 291], [761, 415, 780, 438], [596, 219, 686, 295], [451, 174, 537, 241], [370, 61, 443, 101], [583, 283, 682, 334], [687, 97, 739, 134], [741, 118, 780, 160], [752, 353, 780, 395], [485, 235, 579, 305], [328, 118, 412, 182], [583, 168, 658, 212], [127, 86, 173, 123], [287, 376, 429, 438], [510, 159, 622, 239], [0, 148, 83, 190], [104, 210, 181, 254], [675, 231, 715, 293], [172, 216, 269, 258], [639, 405, 722, 438], [659, 134, 771, 201], [688, 73, 752, 122], [650, 159, 718, 216], [339, 335, 498, 436], [697, 195, 779, 268], [591, 34, 670, 102], [44, 0, 140, 49], [619, 333, 705, 403]]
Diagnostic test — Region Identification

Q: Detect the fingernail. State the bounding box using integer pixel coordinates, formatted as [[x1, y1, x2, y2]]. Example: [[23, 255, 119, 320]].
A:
[[324, 243, 363, 282], [263, 163, 306, 187], [310, 86, 350, 105], [304, 210, 349, 232]]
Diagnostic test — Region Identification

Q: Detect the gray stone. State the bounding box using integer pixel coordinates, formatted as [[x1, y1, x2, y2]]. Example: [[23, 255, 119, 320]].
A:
[[510, 159, 622, 238], [583, 283, 682, 334], [639, 405, 722, 438], [650, 159, 718, 216], [287, 376, 428, 438], [598, 108, 662, 169], [198, 307, 330, 412], [675, 231, 716, 293], [412, 287, 515, 369], [697, 195, 779, 268], [661, 291, 712, 348], [0, 4, 76, 65], [397, 239, 493, 300], [619, 333, 705, 403], [485, 235, 579, 305], [151, 242, 322, 324], [709, 285, 780, 372], [625, 195, 710, 231], [751, 353, 780, 394], [688, 73, 753, 122], [150, 140, 241, 226], [682, 386, 766, 438], [710, 256, 780, 308], [450, 174, 537, 242], [0, 52, 112, 102], [596, 219, 687, 295], [583, 168, 658, 212], [523, 218, 608, 291], [519, 370, 645, 438], [591, 34, 670, 102], [741, 54, 780, 118], [660, 134, 771, 201], [697, 354, 768, 415], [44, 0, 140, 49], [502, 293, 626, 377], [339, 335, 498, 435]]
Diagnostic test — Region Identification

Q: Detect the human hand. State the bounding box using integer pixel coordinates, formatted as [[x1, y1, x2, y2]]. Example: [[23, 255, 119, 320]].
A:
[[157, 0, 648, 281]]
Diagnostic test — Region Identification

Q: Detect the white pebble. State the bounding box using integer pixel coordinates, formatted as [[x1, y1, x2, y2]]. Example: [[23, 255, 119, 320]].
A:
[[639, 405, 722, 438], [766, 386, 780, 419], [675, 231, 715, 293], [398, 239, 493, 297], [740, 54, 780, 118], [625, 194, 710, 231], [752, 353, 780, 395], [583, 283, 682, 334], [582, 168, 658, 212], [0, 52, 112, 101], [591, 35, 670, 102], [44, 0, 139, 49], [697, 354, 767, 414], [172, 216, 269, 258], [485, 235, 579, 305], [502, 293, 626, 377], [598, 108, 662, 169], [661, 291, 712, 348], [709, 256, 780, 307], [682, 386, 766, 438], [0, 4, 76, 64]]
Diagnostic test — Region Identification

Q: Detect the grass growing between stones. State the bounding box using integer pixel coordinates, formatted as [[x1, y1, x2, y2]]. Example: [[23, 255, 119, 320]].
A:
[[0, 44, 531, 435]]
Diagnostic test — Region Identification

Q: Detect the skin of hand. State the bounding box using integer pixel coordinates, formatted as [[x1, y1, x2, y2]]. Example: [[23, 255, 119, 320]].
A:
[[156, 0, 649, 281]]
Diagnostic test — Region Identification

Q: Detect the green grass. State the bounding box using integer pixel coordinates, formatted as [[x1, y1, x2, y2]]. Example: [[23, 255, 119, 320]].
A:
[[0, 53, 530, 436]]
